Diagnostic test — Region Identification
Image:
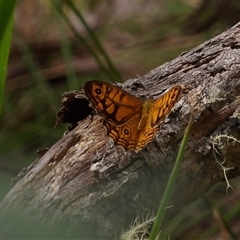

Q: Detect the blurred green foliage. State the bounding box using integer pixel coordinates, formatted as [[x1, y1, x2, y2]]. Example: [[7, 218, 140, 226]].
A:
[[0, 0, 16, 200], [0, 0, 16, 113]]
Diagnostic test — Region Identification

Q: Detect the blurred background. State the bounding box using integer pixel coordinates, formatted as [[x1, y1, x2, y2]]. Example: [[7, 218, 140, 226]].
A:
[[1, 0, 240, 238]]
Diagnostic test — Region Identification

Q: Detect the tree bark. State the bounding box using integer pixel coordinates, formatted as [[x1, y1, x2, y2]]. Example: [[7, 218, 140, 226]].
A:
[[1, 22, 240, 239]]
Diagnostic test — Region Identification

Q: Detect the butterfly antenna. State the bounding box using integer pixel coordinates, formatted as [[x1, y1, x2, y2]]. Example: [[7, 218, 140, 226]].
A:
[[136, 74, 146, 88]]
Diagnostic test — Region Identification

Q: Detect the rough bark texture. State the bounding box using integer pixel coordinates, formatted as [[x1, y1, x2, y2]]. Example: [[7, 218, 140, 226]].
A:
[[1, 22, 240, 239]]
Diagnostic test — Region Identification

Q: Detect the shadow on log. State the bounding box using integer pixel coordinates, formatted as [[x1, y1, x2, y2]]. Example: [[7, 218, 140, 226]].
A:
[[0, 22, 240, 239]]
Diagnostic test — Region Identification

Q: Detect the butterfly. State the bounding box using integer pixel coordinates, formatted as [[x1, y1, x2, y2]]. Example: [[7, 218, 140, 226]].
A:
[[83, 80, 182, 152]]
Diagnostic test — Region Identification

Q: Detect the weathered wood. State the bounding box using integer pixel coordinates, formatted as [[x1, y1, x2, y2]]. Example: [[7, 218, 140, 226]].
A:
[[1, 22, 240, 239]]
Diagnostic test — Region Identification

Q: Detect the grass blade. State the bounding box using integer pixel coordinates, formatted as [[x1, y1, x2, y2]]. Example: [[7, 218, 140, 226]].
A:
[[149, 113, 193, 240], [52, 0, 121, 82], [0, 0, 16, 115], [65, 0, 122, 82]]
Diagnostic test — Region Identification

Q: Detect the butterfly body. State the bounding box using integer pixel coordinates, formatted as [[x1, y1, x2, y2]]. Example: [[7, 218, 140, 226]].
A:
[[83, 80, 182, 152]]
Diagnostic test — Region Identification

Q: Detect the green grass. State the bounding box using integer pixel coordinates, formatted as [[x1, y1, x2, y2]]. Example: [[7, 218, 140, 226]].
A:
[[149, 114, 193, 240], [0, 0, 16, 115]]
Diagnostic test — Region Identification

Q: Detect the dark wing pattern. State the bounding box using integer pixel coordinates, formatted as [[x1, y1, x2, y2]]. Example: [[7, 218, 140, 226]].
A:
[[104, 113, 142, 152], [83, 80, 143, 125], [151, 85, 182, 128]]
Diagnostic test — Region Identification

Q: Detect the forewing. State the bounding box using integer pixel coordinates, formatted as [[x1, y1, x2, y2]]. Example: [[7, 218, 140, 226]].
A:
[[151, 85, 182, 128], [83, 80, 143, 125]]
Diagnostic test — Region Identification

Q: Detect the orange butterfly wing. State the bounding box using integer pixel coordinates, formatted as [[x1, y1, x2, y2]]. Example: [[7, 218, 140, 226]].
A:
[[83, 80, 182, 152], [104, 114, 142, 151], [136, 85, 182, 151], [83, 80, 143, 125], [151, 85, 182, 128]]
